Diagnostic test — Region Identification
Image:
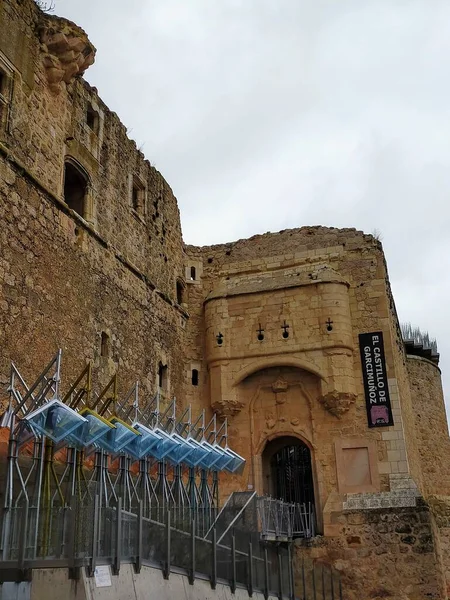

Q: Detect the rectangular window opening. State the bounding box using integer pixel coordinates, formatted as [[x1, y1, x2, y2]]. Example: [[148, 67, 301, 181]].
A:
[[158, 362, 168, 391], [101, 331, 110, 357], [86, 104, 99, 134], [131, 175, 146, 216]]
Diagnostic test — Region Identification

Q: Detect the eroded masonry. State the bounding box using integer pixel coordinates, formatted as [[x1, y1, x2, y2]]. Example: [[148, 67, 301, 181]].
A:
[[1, 1, 450, 599]]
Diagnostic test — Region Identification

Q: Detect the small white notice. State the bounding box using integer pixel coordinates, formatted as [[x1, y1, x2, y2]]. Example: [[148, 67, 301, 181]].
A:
[[94, 565, 112, 588]]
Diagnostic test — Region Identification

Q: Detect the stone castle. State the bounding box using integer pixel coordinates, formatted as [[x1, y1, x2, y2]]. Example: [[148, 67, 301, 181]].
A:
[[1, 1, 450, 598]]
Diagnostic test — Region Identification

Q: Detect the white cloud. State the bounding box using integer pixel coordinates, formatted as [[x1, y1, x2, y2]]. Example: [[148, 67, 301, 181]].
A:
[[58, 0, 450, 408]]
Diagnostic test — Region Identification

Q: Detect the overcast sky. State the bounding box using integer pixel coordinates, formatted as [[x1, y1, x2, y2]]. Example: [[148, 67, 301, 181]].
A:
[[56, 0, 450, 408]]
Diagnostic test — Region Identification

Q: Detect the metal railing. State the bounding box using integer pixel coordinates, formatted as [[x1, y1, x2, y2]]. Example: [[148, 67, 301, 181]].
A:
[[257, 497, 315, 540], [0, 484, 294, 599], [0, 352, 344, 598]]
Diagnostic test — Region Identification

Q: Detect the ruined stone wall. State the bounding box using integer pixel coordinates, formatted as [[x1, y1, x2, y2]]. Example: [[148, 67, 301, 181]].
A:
[[0, 0, 188, 403], [295, 503, 446, 600], [384, 279, 425, 494], [182, 249, 209, 413], [407, 355, 450, 496]]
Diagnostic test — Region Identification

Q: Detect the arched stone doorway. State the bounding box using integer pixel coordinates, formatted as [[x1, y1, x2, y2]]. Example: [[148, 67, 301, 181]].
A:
[[263, 436, 315, 507]]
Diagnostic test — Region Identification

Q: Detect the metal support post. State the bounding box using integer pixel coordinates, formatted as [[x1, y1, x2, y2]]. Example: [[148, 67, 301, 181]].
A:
[[113, 497, 122, 575], [277, 546, 283, 600], [67, 495, 77, 579], [248, 541, 254, 597], [89, 495, 100, 577], [264, 547, 269, 600], [135, 500, 143, 574], [163, 508, 171, 579], [17, 500, 29, 572], [288, 543, 295, 600], [211, 527, 217, 590], [189, 518, 196, 585], [230, 532, 236, 594], [231, 532, 236, 594]]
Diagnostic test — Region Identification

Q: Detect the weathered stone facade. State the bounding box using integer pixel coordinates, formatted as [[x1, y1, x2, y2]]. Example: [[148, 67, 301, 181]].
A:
[[1, 1, 450, 598]]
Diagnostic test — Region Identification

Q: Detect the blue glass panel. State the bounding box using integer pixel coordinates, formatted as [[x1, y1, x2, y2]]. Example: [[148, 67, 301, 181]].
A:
[[222, 447, 246, 474], [198, 440, 225, 470], [25, 399, 87, 443], [16, 420, 40, 447], [97, 417, 140, 454], [149, 428, 181, 461], [183, 437, 210, 467], [111, 418, 140, 447], [209, 444, 235, 471], [67, 409, 116, 448], [125, 422, 161, 459], [169, 433, 196, 464]]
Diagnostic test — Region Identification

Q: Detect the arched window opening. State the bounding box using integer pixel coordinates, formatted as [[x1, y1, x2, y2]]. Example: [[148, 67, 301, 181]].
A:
[[190, 266, 196, 281], [263, 436, 316, 537], [158, 362, 168, 391], [176, 279, 185, 305], [64, 160, 88, 217], [191, 369, 199, 386]]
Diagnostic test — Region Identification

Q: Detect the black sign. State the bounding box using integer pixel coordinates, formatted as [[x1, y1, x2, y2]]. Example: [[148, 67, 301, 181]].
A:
[[359, 331, 394, 428]]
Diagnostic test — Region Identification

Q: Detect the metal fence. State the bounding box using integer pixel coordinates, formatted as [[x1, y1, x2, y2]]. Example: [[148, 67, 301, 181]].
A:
[[0, 454, 343, 599], [0, 483, 293, 599], [0, 353, 344, 598]]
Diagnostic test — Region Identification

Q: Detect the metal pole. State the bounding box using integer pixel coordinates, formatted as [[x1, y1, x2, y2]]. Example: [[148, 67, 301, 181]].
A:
[[18, 499, 29, 572], [136, 500, 143, 574], [32, 437, 45, 558], [2, 422, 17, 561], [67, 495, 77, 578], [231, 532, 236, 594], [288, 543, 295, 600], [89, 494, 100, 576], [264, 547, 269, 600], [248, 541, 254, 597], [277, 547, 283, 600], [331, 568, 335, 600], [189, 517, 196, 585], [113, 497, 122, 575], [211, 527, 217, 590], [163, 508, 171, 579]]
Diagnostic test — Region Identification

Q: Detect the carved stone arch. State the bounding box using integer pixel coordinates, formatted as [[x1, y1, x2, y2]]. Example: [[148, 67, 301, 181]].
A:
[[258, 432, 321, 535], [64, 156, 92, 186], [232, 356, 326, 388], [238, 365, 322, 520], [255, 429, 314, 457]]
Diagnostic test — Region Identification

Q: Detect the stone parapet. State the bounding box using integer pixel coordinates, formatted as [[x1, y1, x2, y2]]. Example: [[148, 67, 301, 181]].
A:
[[38, 14, 96, 93]]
